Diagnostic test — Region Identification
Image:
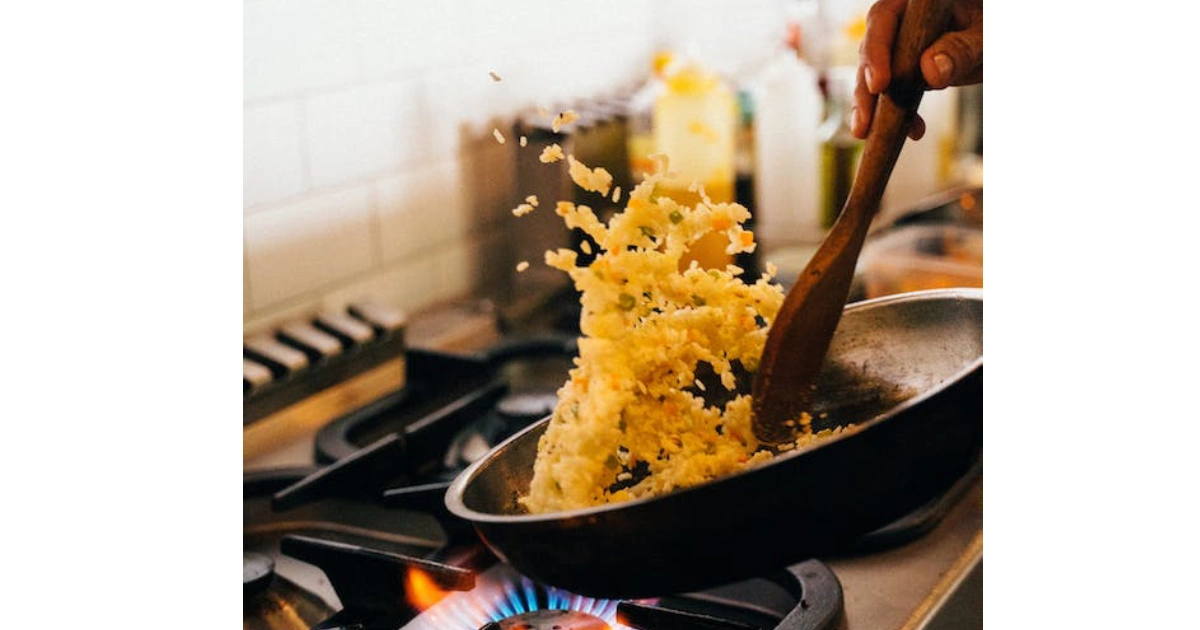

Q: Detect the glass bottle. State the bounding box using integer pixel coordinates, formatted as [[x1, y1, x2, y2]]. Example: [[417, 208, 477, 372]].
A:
[[818, 70, 863, 230], [733, 87, 760, 281], [653, 59, 737, 270]]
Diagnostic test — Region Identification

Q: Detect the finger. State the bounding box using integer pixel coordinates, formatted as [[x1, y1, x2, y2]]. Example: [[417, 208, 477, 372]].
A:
[[852, 64, 876, 139], [919, 28, 983, 89], [860, 0, 908, 93], [907, 113, 926, 141]]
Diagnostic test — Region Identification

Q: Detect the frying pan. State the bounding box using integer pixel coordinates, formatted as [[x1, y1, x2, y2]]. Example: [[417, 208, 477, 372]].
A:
[[445, 288, 983, 598]]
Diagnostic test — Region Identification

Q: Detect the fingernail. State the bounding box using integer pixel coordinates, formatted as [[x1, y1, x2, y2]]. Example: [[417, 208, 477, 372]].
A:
[[864, 66, 877, 92], [934, 54, 954, 82]]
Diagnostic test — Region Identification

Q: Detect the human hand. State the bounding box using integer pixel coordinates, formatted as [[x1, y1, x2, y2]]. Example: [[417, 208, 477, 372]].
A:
[[850, 0, 982, 140]]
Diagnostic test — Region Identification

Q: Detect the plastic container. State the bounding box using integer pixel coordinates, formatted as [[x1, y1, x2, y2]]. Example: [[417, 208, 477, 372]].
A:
[[752, 42, 823, 246], [858, 225, 983, 299]]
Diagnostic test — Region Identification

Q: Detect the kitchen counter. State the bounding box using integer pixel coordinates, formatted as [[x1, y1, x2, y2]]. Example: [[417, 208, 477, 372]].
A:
[[829, 478, 983, 630]]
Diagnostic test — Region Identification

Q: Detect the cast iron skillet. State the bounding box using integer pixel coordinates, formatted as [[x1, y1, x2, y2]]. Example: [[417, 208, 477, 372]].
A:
[[445, 288, 983, 598]]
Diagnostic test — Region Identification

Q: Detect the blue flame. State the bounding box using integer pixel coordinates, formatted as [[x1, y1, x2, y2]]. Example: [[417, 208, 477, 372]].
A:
[[522, 577, 539, 613], [399, 564, 637, 630], [505, 579, 526, 615]]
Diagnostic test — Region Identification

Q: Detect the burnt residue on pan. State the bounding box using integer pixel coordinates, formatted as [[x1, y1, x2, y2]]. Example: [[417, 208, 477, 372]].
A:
[[687, 355, 917, 439], [806, 359, 920, 432]]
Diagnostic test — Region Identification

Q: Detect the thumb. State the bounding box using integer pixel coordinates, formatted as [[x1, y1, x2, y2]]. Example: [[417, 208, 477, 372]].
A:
[[920, 30, 983, 89]]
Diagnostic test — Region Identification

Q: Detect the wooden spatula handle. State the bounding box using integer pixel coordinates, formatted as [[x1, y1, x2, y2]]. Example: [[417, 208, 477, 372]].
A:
[[750, 0, 953, 444], [847, 0, 955, 229]]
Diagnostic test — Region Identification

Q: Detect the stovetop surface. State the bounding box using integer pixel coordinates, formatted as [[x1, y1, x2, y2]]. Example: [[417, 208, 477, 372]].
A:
[[243, 302, 981, 630], [246, 475, 984, 628]]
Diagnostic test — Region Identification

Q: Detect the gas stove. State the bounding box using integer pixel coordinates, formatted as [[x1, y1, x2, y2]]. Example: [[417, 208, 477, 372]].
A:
[[243, 299, 982, 630]]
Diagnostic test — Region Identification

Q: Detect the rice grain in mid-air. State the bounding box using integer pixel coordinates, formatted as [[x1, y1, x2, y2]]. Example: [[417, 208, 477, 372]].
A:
[[552, 110, 580, 133], [539, 144, 565, 163]]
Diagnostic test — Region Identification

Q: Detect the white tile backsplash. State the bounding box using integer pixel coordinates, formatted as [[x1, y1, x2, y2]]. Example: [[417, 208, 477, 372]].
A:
[[304, 79, 427, 189], [426, 238, 476, 306], [418, 63, 519, 157], [244, 185, 377, 311], [243, 0, 362, 102], [243, 101, 307, 209], [351, 0, 475, 81], [375, 158, 470, 265], [244, 0, 792, 331], [462, 0, 560, 68], [316, 259, 437, 319]]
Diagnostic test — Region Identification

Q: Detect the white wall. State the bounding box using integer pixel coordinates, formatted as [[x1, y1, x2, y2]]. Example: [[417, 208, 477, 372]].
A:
[[243, 0, 792, 334]]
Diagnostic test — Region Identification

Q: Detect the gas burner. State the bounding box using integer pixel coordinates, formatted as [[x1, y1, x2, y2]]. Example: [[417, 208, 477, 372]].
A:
[[401, 564, 629, 630], [484, 610, 610, 630], [399, 559, 843, 630], [246, 507, 979, 630]]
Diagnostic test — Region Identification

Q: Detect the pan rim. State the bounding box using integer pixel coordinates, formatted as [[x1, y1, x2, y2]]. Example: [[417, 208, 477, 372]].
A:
[[444, 287, 983, 524]]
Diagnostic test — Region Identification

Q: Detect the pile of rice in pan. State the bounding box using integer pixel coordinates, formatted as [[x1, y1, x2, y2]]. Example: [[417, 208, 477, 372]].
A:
[[515, 150, 849, 514]]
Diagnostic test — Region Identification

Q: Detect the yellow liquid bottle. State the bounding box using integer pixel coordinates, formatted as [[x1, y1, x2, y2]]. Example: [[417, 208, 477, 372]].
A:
[[652, 61, 737, 270]]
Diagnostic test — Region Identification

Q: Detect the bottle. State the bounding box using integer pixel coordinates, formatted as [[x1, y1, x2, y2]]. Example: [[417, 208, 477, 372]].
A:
[[881, 86, 960, 222], [733, 87, 760, 281], [626, 50, 675, 186], [818, 68, 863, 230], [752, 21, 823, 247], [653, 59, 737, 270]]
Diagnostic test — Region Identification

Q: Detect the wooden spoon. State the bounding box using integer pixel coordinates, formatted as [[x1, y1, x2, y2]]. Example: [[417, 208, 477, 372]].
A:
[[751, 0, 955, 444]]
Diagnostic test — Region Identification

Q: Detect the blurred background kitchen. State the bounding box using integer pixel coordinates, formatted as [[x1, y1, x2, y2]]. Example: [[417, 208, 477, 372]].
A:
[[243, 0, 982, 344]]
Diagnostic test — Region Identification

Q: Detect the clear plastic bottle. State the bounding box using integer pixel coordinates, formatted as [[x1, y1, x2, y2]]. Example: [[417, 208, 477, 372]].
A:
[[752, 21, 823, 246]]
